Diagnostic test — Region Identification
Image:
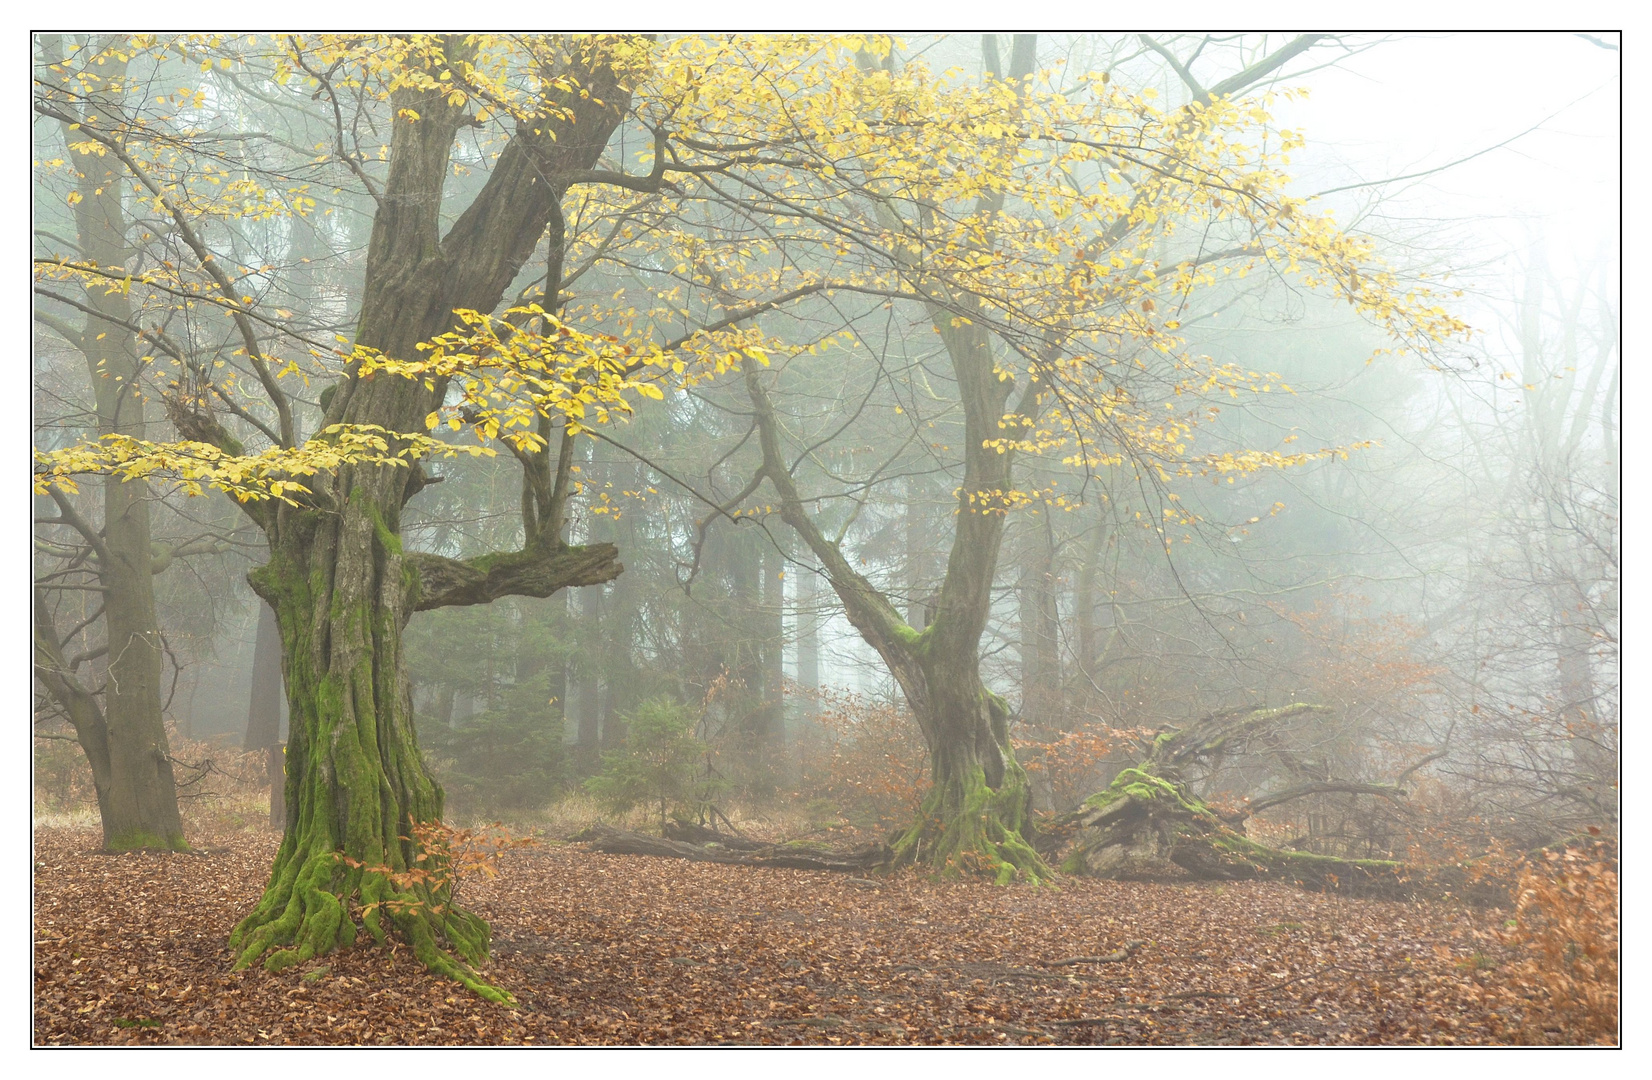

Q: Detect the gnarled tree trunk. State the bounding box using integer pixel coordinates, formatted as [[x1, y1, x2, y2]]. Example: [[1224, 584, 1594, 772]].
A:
[[733, 39, 1052, 884], [746, 316, 1048, 884]]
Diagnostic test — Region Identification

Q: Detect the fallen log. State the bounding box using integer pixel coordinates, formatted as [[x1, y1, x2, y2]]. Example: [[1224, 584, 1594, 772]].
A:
[[662, 819, 770, 851], [1059, 706, 1415, 898], [572, 823, 889, 874]]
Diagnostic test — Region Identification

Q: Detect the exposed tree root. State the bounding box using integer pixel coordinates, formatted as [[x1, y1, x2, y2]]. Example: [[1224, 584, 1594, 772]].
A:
[[888, 762, 1051, 885], [229, 840, 513, 1004], [1059, 763, 1406, 897], [1055, 706, 1426, 896]]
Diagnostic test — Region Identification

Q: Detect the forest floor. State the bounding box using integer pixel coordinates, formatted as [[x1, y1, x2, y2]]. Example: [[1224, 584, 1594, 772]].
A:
[[33, 825, 1563, 1046]]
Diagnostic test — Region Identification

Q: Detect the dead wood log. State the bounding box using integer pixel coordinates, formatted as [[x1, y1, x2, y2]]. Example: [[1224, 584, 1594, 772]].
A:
[[662, 819, 769, 851], [573, 823, 889, 873], [1056, 706, 1413, 897]]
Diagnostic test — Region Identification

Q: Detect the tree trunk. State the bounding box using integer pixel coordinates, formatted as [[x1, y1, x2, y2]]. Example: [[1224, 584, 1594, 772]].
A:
[[795, 560, 820, 714], [234, 491, 497, 990], [740, 35, 1047, 876], [34, 592, 118, 831], [745, 313, 1049, 883], [763, 543, 788, 753], [1018, 522, 1062, 811], [575, 577, 603, 769], [886, 649, 1044, 883], [97, 467, 188, 851]]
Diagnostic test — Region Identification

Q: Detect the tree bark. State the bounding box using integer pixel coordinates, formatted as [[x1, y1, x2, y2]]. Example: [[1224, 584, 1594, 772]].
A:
[[746, 342, 1047, 883], [1018, 521, 1063, 811], [730, 38, 1052, 882], [34, 592, 117, 830], [795, 559, 820, 714]]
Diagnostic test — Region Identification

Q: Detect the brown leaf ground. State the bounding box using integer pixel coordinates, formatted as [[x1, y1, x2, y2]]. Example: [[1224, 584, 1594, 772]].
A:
[[34, 826, 1550, 1046]]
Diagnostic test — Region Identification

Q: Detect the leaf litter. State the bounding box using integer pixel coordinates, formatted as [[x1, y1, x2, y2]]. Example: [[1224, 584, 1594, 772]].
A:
[[33, 826, 1585, 1045]]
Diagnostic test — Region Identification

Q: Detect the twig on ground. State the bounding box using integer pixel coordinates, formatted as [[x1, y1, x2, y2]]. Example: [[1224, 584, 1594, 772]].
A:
[[1042, 940, 1148, 966]]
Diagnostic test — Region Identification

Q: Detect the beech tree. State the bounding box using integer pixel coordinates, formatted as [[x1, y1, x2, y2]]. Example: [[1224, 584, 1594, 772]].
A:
[[34, 34, 697, 999], [705, 34, 1467, 881], [31, 32, 894, 995]]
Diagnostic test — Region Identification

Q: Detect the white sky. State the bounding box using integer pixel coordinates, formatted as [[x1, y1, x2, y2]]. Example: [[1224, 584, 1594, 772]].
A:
[[1273, 32, 1619, 289]]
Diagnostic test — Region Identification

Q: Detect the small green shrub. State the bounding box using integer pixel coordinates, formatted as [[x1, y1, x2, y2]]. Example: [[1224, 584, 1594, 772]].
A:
[[585, 697, 717, 832]]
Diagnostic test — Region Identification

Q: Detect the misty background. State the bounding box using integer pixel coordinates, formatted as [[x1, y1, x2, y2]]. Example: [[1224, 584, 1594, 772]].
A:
[[32, 32, 1618, 852]]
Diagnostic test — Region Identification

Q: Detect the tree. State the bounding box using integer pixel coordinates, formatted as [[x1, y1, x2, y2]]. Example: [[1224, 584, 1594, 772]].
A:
[[1421, 246, 1619, 841], [718, 34, 1465, 881], [33, 36, 189, 852], [32, 32, 885, 993], [32, 34, 685, 998], [32, 33, 1470, 997]]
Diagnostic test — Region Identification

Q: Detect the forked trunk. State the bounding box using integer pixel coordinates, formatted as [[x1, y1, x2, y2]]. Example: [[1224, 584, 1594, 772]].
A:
[[228, 38, 635, 997], [745, 336, 1052, 883]]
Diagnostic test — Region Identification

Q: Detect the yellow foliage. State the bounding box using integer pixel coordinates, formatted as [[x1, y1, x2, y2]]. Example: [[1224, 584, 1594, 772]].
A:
[[34, 34, 1468, 511]]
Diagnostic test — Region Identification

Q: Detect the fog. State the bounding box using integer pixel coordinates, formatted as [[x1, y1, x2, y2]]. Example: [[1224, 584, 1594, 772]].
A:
[[33, 32, 1617, 864]]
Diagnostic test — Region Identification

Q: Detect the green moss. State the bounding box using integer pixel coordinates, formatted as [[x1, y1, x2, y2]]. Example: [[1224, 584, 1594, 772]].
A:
[[104, 830, 191, 853], [365, 496, 402, 557], [890, 762, 1050, 885], [230, 539, 512, 1005], [890, 622, 933, 657], [264, 949, 302, 973], [466, 546, 542, 576], [1082, 766, 1209, 818], [1207, 831, 1399, 873]]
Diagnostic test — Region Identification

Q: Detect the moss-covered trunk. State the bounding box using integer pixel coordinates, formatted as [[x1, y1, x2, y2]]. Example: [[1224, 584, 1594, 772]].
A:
[[889, 668, 1045, 883], [226, 40, 637, 998], [232, 483, 505, 998], [745, 288, 1052, 883]]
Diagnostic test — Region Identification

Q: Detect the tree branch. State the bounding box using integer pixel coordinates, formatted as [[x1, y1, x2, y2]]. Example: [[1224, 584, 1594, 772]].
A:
[[744, 364, 911, 650], [32, 103, 297, 447], [407, 543, 622, 612], [1244, 781, 1410, 819]]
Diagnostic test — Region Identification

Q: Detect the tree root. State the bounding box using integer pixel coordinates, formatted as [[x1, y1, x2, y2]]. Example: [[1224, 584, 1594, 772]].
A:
[[887, 765, 1051, 884], [229, 843, 513, 1004], [1059, 763, 1410, 897], [1042, 941, 1148, 966]]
